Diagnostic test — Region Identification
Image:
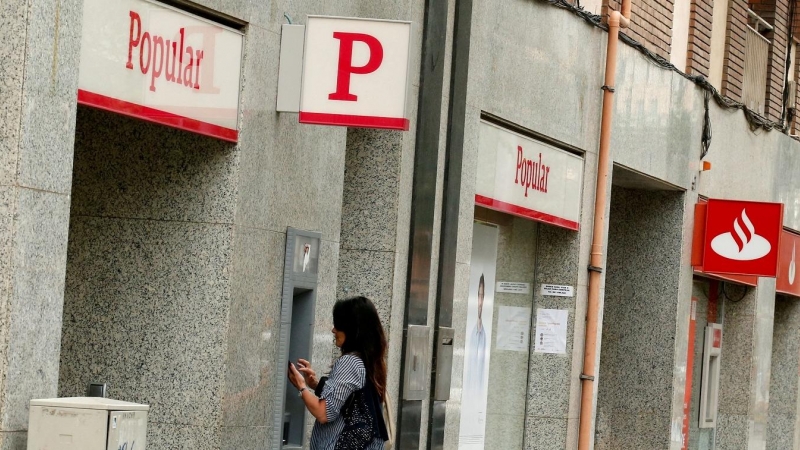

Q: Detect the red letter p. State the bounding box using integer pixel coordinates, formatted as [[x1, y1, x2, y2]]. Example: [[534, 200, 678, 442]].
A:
[[127, 11, 142, 70], [328, 32, 384, 102]]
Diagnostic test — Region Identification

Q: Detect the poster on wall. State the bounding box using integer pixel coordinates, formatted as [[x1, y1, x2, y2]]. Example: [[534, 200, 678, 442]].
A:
[[496, 306, 531, 352], [533, 309, 568, 354], [458, 223, 499, 449]]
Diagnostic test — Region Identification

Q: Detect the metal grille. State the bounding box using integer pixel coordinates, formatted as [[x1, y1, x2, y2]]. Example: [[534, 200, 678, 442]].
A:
[[742, 19, 771, 114]]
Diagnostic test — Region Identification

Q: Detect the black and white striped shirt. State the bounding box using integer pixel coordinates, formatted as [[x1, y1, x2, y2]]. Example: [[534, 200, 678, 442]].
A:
[[309, 354, 384, 450]]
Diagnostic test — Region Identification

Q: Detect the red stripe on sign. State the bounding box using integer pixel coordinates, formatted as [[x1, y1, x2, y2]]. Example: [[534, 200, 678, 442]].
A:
[[77, 90, 239, 143], [475, 194, 580, 231], [299, 112, 410, 131]]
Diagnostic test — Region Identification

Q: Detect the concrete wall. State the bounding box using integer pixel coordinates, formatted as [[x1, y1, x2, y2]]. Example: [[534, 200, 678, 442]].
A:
[[595, 188, 686, 450], [0, 0, 82, 448], [8, 0, 800, 448], [59, 108, 241, 447], [58, 2, 428, 449], [479, 213, 538, 450], [525, 220, 586, 449], [688, 280, 716, 450], [767, 295, 800, 449], [334, 127, 419, 442], [449, 0, 800, 447], [444, 0, 605, 447], [715, 279, 776, 450]]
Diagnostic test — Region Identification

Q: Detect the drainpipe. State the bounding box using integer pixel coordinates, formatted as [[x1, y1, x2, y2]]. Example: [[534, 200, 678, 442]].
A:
[[577, 3, 631, 450]]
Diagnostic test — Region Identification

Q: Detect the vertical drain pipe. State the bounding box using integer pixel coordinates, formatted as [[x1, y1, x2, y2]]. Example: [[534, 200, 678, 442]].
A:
[[577, 2, 631, 450]]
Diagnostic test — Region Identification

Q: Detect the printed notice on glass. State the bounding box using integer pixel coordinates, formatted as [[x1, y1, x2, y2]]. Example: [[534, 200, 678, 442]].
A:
[[534, 309, 569, 354], [540, 284, 575, 297], [496, 282, 531, 294], [496, 306, 531, 352]]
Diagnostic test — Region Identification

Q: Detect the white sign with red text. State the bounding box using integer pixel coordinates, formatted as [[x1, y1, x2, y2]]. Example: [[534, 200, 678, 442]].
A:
[[299, 16, 412, 131], [476, 121, 584, 230], [78, 0, 243, 142]]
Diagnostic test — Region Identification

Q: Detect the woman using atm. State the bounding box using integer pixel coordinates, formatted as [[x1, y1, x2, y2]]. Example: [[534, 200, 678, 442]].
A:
[[287, 296, 391, 450]]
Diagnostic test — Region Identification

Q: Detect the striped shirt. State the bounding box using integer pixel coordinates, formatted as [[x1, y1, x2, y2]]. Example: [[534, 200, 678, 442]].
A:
[[309, 354, 384, 450]]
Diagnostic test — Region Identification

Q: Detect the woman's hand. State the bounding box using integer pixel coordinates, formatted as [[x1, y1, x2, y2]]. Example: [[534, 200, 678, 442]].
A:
[[296, 358, 319, 389], [289, 361, 328, 424], [287, 363, 307, 391]]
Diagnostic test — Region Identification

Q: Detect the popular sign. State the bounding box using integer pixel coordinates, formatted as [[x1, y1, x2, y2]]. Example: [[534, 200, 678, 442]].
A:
[[702, 199, 784, 277], [299, 16, 412, 130], [475, 121, 584, 230], [777, 230, 800, 296], [78, 0, 244, 142]]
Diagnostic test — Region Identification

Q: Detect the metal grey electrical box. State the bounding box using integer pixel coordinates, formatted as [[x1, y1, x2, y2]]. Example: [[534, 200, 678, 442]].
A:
[[434, 327, 455, 401], [27, 397, 148, 450], [276, 24, 305, 112], [403, 325, 431, 401]]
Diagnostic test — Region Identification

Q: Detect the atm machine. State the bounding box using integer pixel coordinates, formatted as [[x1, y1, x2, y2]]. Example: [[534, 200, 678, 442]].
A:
[[273, 228, 321, 449]]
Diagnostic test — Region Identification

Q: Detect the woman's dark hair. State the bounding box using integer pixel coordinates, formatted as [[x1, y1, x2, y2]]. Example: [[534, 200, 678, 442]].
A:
[[333, 296, 388, 400]]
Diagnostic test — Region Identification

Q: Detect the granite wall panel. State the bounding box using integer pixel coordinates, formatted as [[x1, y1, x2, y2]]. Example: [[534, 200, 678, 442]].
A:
[[335, 125, 416, 446], [61, 106, 236, 448], [15, 0, 82, 195], [70, 108, 237, 224], [2, 189, 71, 431], [59, 216, 233, 430], [0, 1, 81, 448], [767, 295, 800, 449], [0, 0, 26, 187], [595, 187, 685, 450], [485, 216, 538, 449], [525, 219, 583, 442], [688, 280, 715, 450], [715, 278, 777, 450], [222, 227, 284, 430]]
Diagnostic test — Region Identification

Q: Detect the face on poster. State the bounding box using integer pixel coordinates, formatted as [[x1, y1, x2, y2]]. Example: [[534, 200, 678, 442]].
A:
[[293, 236, 320, 274], [459, 223, 499, 450]]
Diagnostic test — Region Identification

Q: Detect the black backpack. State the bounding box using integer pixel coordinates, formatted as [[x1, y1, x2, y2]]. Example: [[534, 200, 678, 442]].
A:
[[316, 377, 389, 450]]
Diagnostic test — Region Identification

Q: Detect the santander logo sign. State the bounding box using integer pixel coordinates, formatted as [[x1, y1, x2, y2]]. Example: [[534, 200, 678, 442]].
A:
[[702, 199, 783, 277], [710, 209, 771, 261], [777, 231, 800, 296]]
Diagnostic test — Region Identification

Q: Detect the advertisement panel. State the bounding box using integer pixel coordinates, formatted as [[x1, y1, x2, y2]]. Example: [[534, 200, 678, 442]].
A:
[[300, 16, 412, 130], [459, 223, 499, 449], [777, 230, 800, 296], [78, 0, 244, 141], [476, 121, 584, 230]]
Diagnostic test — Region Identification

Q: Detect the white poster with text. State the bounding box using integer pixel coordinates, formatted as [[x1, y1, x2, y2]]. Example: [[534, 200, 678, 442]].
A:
[[496, 306, 532, 352], [534, 309, 568, 355]]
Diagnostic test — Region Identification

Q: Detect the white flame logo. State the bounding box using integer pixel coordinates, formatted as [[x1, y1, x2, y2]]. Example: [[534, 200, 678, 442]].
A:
[[790, 244, 796, 285], [711, 209, 772, 261]]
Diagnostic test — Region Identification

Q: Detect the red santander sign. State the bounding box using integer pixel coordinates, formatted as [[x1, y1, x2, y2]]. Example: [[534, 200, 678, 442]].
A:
[[300, 16, 412, 131], [78, 0, 243, 142], [702, 199, 784, 277], [777, 231, 800, 296]]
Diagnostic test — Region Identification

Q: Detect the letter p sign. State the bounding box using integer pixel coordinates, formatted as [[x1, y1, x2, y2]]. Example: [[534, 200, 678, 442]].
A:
[[299, 16, 412, 131], [328, 33, 384, 102]]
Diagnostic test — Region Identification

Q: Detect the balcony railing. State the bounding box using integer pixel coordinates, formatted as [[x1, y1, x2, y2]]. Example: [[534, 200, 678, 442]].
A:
[[742, 9, 772, 115]]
